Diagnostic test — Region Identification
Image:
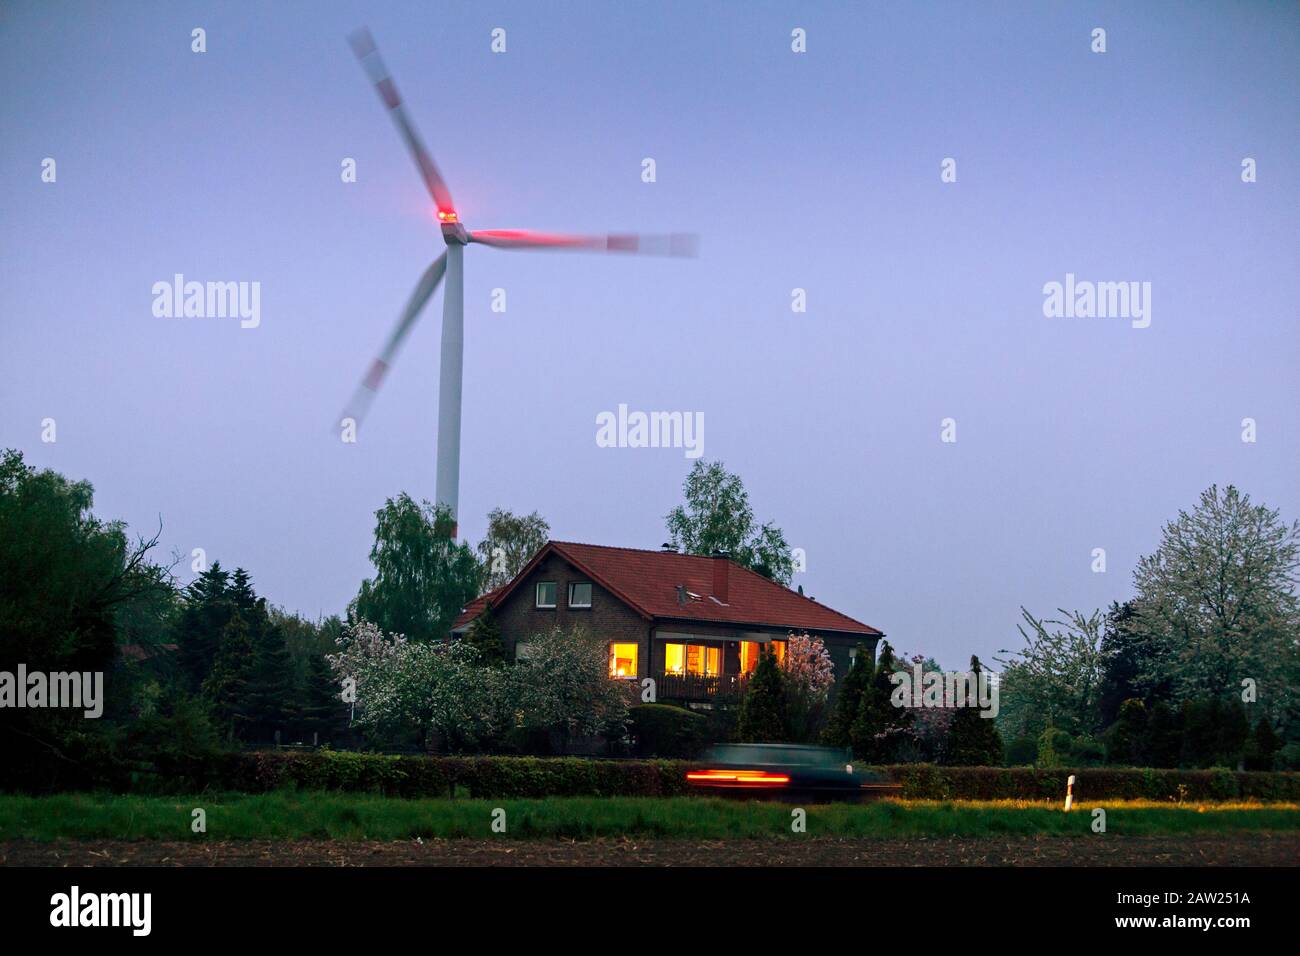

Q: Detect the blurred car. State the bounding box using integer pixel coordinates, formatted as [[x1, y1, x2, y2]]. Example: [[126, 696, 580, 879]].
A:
[[685, 743, 901, 801]]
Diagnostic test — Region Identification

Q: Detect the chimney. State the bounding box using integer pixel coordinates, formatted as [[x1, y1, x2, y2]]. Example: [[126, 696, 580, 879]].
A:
[[711, 550, 730, 604], [661, 542, 677, 553]]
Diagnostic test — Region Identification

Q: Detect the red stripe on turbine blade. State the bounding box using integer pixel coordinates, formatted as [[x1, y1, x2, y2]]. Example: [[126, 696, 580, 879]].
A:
[[606, 234, 639, 252], [363, 359, 389, 390], [376, 77, 402, 109]]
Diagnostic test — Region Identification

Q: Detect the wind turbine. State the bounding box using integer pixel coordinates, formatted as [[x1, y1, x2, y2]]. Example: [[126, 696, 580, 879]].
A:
[[343, 28, 697, 536]]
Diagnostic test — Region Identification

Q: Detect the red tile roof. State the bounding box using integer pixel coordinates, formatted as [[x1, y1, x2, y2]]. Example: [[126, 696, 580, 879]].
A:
[[451, 587, 504, 631], [452, 541, 882, 637]]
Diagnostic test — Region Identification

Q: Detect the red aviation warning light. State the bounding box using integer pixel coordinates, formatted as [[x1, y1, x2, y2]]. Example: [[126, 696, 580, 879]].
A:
[[437, 209, 458, 223]]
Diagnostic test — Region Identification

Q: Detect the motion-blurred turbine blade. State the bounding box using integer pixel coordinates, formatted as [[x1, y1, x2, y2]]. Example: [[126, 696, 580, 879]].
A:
[[341, 253, 448, 426], [348, 27, 457, 216], [468, 230, 698, 257]]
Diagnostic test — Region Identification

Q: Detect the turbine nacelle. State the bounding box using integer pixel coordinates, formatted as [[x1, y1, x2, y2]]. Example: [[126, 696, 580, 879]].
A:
[[438, 213, 469, 245]]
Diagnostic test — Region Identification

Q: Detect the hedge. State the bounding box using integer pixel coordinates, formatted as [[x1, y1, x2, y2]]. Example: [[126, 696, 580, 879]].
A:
[[878, 765, 1300, 803], [138, 751, 695, 799], [100, 752, 1300, 802]]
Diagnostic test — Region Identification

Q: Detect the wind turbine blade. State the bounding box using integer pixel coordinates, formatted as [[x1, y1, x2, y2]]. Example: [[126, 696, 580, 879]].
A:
[[469, 230, 698, 257], [342, 253, 448, 426], [348, 27, 456, 216]]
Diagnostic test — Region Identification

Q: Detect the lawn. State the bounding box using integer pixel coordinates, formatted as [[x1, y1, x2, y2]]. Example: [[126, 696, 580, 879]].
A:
[[2, 794, 1298, 842]]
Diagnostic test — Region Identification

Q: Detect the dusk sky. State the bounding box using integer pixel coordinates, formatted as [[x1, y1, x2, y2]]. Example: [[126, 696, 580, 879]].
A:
[[2, 1, 1296, 670]]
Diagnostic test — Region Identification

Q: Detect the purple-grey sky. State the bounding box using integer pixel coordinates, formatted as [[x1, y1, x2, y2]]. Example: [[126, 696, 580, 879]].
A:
[[2, 1, 1297, 669]]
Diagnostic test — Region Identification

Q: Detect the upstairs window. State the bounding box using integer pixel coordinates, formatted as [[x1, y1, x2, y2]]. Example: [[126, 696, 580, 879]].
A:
[[568, 582, 592, 608], [535, 581, 557, 608]]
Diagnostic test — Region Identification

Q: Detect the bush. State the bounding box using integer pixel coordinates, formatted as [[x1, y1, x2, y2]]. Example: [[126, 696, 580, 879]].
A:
[[628, 704, 706, 758]]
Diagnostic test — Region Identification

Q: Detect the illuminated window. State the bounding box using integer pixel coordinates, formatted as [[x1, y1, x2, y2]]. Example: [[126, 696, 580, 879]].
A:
[[568, 582, 592, 608], [665, 642, 720, 677], [535, 581, 557, 608], [740, 641, 762, 675], [609, 642, 638, 679], [769, 640, 786, 666]]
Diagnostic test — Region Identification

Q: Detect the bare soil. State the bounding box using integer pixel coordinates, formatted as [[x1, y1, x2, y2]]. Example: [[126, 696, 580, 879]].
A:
[[4, 834, 1298, 866]]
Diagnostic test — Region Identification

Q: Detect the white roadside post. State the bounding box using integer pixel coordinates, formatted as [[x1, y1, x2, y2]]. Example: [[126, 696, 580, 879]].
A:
[[1064, 774, 1076, 812]]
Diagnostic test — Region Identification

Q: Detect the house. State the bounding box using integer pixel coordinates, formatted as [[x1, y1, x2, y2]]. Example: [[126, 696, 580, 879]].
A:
[[452, 541, 883, 705]]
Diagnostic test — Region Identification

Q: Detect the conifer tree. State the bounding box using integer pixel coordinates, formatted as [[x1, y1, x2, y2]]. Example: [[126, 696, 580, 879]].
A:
[[821, 643, 873, 749], [737, 648, 788, 742], [175, 563, 234, 692], [298, 651, 347, 744], [850, 640, 915, 762], [463, 601, 505, 663], [1245, 718, 1281, 771], [245, 613, 294, 743], [942, 657, 1004, 766], [203, 612, 255, 739]]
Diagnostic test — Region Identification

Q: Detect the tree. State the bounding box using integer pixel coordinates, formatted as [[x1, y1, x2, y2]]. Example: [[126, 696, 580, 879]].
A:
[[203, 613, 255, 739], [462, 600, 505, 664], [1244, 718, 1281, 771], [1180, 697, 1250, 769], [1128, 485, 1300, 718], [895, 652, 955, 762], [737, 648, 789, 741], [995, 608, 1105, 740], [822, 644, 873, 749], [781, 632, 834, 742], [1097, 601, 1172, 728], [943, 658, 1004, 766], [0, 450, 172, 789], [244, 614, 294, 743], [175, 564, 235, 692], [476, 508, 549, 590], [297, 650, 347, 744], [851, 641, 915, 762], [666, 460, 795, 584], [1145, 700, 1182, 768], [1104, 698, 1149, 766], [352, 494, 482, 642], [510, 625, 631, 748]]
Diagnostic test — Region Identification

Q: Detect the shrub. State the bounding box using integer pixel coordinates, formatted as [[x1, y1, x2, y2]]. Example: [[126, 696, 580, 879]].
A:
[[628, 704, 706, 758]]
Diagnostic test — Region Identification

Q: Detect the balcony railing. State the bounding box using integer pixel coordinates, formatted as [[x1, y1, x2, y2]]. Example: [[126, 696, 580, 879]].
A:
[[658, 672, 748, 702]]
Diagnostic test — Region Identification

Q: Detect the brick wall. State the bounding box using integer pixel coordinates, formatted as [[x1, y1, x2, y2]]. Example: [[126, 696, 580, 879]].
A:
[[491, 551, 650, 679]]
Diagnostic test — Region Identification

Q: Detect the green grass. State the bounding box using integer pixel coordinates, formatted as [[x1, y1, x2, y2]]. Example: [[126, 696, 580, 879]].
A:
[[2, 794, 1299, 842]]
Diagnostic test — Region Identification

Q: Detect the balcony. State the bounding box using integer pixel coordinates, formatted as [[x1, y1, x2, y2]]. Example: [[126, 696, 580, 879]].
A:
[[658, 672, 747, 702]]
